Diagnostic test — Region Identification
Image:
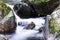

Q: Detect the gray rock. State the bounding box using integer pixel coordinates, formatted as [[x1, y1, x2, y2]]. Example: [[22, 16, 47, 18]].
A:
[[0, 11, 16, 34], [0, 34, 8, 40], [24, 22, 35, 29]]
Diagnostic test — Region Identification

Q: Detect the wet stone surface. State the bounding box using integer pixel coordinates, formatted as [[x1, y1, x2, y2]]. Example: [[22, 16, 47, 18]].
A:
[[0, 16, 16, 34], [24, 22, 35, 29], [0, 34, 8, 40]]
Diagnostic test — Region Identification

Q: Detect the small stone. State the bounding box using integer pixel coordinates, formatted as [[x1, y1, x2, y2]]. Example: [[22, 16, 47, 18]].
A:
[[27, 37, 44, 40], [24, 22, 35, 29]]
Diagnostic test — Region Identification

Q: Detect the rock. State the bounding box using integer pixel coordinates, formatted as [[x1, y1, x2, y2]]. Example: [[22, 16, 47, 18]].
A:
[[0, 34, 8, 40], [3, 16, 16, 34], [0, 10, 3, 21], [0, 11, 16, 34], [39, 27, 45, 32], [13, 3, 38, 18], [24, 22, 35, 29], [27, 37, 44, 40], [0, 3, 16, 34], [13, 0, 60, 18]]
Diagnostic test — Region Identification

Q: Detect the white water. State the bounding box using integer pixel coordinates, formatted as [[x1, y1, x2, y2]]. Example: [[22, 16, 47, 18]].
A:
[[5, 4, 45, 40]]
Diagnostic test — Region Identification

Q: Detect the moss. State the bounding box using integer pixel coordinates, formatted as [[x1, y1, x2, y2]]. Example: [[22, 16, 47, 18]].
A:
[[49, 18, 60, 34], [49, 18, 55, 34], [0, 2, 11, 17]]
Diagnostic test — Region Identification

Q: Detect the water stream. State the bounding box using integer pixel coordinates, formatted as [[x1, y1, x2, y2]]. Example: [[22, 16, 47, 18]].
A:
[[5, 3, 45, 40]]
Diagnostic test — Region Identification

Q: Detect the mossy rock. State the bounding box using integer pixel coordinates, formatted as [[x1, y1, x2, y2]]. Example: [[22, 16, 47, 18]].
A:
[[0, 2, 11, 18], [0, 4, 16, 34]]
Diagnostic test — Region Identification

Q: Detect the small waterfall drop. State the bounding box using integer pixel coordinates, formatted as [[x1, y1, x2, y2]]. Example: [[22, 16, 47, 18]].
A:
[[5, 3, 45, 40]]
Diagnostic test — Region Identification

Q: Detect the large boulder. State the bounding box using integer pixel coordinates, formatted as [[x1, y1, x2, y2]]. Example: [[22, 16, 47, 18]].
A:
[[27, 37, 44, 40], [0, 3, 16, 34], [0, 11, 16, 34], [13, 3, 38, 18], [13, 0, 60, 18]]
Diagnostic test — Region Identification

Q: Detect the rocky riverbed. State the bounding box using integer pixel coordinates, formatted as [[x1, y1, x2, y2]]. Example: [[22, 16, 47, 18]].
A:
[[5, 13, 45, 40]]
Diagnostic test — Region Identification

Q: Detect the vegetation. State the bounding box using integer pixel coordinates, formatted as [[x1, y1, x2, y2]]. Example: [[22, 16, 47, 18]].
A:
[[22, 0, 49, 3], [31, 0, 48, 2], [49, 18, 60, 34], [0, 2, 11, 17], [0, 0, 10, 3]]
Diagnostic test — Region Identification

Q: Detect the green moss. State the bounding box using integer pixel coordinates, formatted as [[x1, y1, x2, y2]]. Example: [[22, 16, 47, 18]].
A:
[[22, 0, 48, 3], [32, 0, 48, 2], [0, 2, 11, 17], [49, 18, 60, 34], [49, 18, 55, 34]]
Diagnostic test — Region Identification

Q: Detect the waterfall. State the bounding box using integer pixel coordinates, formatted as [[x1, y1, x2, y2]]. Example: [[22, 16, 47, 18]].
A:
[[5, 3, 45, 40]]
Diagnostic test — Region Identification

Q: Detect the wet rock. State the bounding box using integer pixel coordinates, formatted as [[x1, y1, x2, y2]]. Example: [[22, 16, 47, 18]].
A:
[[0, 3, 16, 34], [0, 10, 3, 21], [13, 3, 38, 18], [0, 34, 8, 40], [0, 16, 16, 34], [3, 16, 16, 34], [18, 22, 28, 26], [27, 37, 44, 40], [24, 22, 35, 29], [0, 11, 16, 34], [13, 0, 60, 18]]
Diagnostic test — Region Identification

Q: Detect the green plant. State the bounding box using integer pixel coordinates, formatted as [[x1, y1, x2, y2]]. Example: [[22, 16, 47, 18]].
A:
[[49, 18, 60, 34], [0, 2, 11, 17], [22, 0, 49, 3]]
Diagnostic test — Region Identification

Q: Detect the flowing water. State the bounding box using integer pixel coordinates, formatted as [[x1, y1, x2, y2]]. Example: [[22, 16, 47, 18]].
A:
[[5, 3, 45, 40]]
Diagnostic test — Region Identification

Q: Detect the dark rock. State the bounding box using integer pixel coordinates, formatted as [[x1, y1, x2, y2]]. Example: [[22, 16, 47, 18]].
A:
[[39, 27, 45, 33], [18, 22, 28, 26], [13, 3, 38, 18], [24, 22, 35, 29], [4, 16, 16, 34], [27, 37, 44, 40], [0, 10, 3, 21], [13, 0, 60, 18]]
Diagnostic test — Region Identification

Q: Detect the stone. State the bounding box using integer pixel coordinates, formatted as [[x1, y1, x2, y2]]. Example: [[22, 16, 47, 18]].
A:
[[39, 27, 45, 32], [0, 34, 8, 40], [3, 16, 16, 34], [0, 3, 16, 34], [13, 3, 38, 18], [0, 10, 3, 21], [13, 0, 60, 18], [24, 22, 35, 29], [0, 11, 16, 34]]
